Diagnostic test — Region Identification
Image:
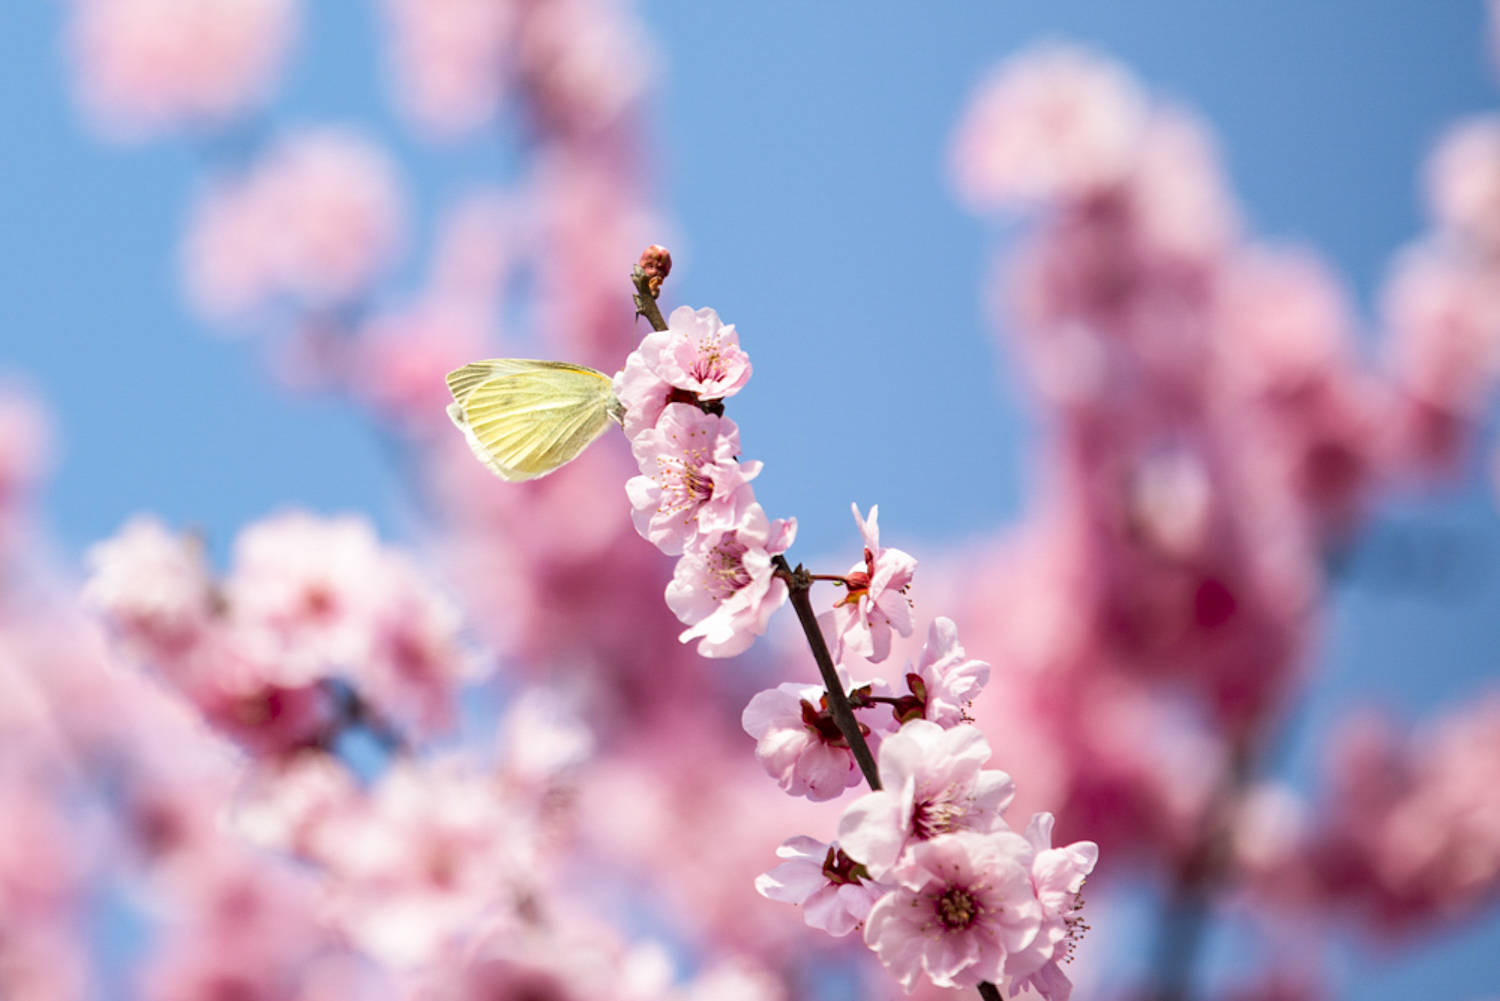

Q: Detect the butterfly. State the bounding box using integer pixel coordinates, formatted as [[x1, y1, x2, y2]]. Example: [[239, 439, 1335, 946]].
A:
[[445, 359, 624, 481]]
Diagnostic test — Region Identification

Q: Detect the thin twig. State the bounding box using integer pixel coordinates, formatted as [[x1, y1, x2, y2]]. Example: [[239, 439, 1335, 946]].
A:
[[773, 556, 881, 789], [631, 265, 669, 332]]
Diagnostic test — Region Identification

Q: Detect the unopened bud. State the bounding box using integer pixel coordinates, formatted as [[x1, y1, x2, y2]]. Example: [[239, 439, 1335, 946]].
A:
[[638, 244, 672, 296], [639, 244, 672, 279]]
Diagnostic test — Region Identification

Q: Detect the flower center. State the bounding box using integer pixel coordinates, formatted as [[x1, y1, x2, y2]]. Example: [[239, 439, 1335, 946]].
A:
[[936, 887, 978, 930], [690, 335, 725, 383], [910, 794, 964, 841], [704, 532, 752, 600], [657, 452, 713, 516]]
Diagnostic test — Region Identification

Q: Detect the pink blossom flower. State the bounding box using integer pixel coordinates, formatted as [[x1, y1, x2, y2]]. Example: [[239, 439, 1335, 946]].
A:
[[1426, 115, 1500, 256], [379, 0, 516, 136], [613, 306, 752, 438], [83, 516, 215, 660], [311, 759, 529, 966], [1005, 812, 1098, 1001], [182, 129, 405, 319], [666, 504, 795, 658], [830, 504, 916, 664], [356, 554, 478, 738], [496, 687, 595, 785], [1381, 243, 1500, 471], [254, 129, 406, 307], [655, 306, 752, 399], [741, 682, 883, 801], [862, 831, 1042, 992], [625, 404, 762, 555], [903, 617, 990, 728], [513, 0, 653, 139], [0, 387, 51, 514], [754, 835, 888, 937], [951, 44, 1149, 210], [67, 0, 298, 140], [223, 511, 387, 686], [838, 720, 1015, 879]]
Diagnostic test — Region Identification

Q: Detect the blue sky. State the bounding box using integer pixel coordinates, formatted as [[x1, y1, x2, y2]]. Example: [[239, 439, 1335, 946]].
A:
[[2, 2, 1498, 997]]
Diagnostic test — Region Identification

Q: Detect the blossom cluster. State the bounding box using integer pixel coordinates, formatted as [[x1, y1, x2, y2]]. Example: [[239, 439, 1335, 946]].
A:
[[616, 300, 1098, 997], [84, 509, 477, 750]]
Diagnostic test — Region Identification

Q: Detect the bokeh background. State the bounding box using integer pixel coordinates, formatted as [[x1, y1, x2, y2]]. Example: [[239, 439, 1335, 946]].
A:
[[1, 2, 1498, 1000]]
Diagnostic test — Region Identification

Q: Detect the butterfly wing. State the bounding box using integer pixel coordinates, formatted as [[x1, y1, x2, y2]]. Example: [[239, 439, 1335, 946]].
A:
[[446, 359, 541, 407], [447, 360, 622, 482]]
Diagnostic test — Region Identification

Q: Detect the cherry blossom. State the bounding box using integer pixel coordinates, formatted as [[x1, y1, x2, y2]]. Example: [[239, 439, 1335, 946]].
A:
[[66, 0, 299, 139], [182, 129, 405, 319], [755, 835, 888, 937], [742, 682, 882, 801], [901, 617, 990, 728], [613, 306, 753, 438], [626, 404, 762, 555], [862, 831, 1043, 992], [838, 720, 1015, 879], [665, 504, 795, 658], [224, 511, 388, 686], [83, 516, 215, 660], [951, 43, 1149, 210], [1005, 812, 1098, 1001], [1426, 115, 1500, 256], [829, 504, 916, 664]]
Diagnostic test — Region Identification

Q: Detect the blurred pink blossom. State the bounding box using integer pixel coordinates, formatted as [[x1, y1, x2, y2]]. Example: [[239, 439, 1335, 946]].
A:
[[352, 299, 493, 431], [952, 44, 1149, 210], [225, 511, 388, 686], [379, 0, 516, 136], [1381, 243, 1500, 471], [0, 386, 52, 515], [66, 0, 298, 139], [83, 516, 215, 661], [1426, 115, 1500, 257], [183, 128, 405, 319]]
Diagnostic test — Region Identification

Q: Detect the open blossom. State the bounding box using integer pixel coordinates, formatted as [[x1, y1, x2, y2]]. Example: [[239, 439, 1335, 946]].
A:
[[223, 511, 388, 686], [902, 617, 990, 728], [67, 0, 299, 139], [754, 835, 888, 937], [666, 504, 795, 658], [951, 43, 1149, 210], [863, 831, 1043, 992], [830, 504, 916, 663], [83, 516, 215, 658], [626, 404, 762, 555], [356, 554, 477, 737], [379, 0, 516, 136], [1006, 813, 1098, 1001], [1426, 115, 1500, 256], [182, 128, 405, 319], [613, 306, 752, 438], [742, 682, 885, 801], [838, 720, 1014, 879]]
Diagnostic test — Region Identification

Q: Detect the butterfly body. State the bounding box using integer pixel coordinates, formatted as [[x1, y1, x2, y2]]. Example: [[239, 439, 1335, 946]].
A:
[[445, 359, 624, 481]]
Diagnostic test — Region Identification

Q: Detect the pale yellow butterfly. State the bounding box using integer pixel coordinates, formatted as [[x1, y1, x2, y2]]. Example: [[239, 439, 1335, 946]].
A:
[[445, 359, 625, 481]]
